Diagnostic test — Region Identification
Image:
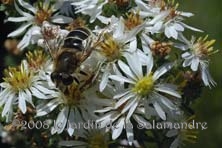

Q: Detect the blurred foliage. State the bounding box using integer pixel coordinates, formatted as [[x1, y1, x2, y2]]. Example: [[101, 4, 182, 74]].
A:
[[178, 0, 222, 147]]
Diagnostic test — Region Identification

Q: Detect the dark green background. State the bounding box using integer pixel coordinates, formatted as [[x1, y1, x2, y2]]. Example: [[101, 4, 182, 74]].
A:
[[179, 0, 222, 147]]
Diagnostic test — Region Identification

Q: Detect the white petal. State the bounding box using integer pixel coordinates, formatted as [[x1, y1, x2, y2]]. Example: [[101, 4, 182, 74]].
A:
[[14, 1, 33, 18], [113, 19, 124, 39], [109, 75, 135, 84], [191, 57, 199, 71], [200, 63, 216, 87], [156, 93, 176, 110], [180, 12, 194, 17], [30, 86, 47, 99], [114, 90, 130, 99], [182, 52, 192, 59], [121, 97, 137, 114], [95, 107, 113, 113], [133, 114, 151, 126], [153, 102, 166, 120], [141, 34, 153, 54], [24, 89, 34, 106], [2, 95, 13, 117], [115, 93, 135, 109], [17, 0, 36, 13], [34, 84, 55, 95], [17, 26, 34, 49], [153, 63, 174, 81], [124, 53, 143, 78], [180, 22, 203, 32], [135, 0, 150, 11], [146, 54, 153, 74], [96, 112, 113, 123], [7, 23, 32, 37], [112, 117, 125, 140], [36, 99, 61, 116], [183, 59, 192, 67], [18, 91, 27, 114], [67, 109, 75, 136], [174, 23, 184, 31], [8, 16, 32, 22], [155, 84, 181, 98], [118, 60, 136, 80], [126, 121, 134, 146], [99, 71, 109, 92], [55, 107, 69, 134], [126, 100, 139, 121], [128, 39, 137, 52]]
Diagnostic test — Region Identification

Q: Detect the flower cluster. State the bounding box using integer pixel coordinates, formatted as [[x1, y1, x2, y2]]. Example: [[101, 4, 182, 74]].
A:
[[0, 0, 218, 148]]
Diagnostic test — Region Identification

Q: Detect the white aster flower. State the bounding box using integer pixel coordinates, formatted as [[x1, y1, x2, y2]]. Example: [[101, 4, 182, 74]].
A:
[[135, 0, 202, 39], [96, 51, 181, 145], [36, 81, 109, 136], [179, 36, 217, 87], [109, 51, 181, 121], [0, 61, 54, 122], [72, 0, 108, 23], [7, 0, 73, 50], [96, 17, 144, 91]]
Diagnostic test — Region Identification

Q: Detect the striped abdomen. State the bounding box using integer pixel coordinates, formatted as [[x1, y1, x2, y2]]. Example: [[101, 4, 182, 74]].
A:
[[63, 27, 91, 51]]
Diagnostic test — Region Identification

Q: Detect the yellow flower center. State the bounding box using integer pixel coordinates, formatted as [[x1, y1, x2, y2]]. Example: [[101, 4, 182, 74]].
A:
[[133, 74, 154, 96], [192, 36, 216, 57], [35, 3, 52, 25], [3, 64, 33, 92], [99, 34, 122, 61], [26, 50, 49, 71], [88, 133, 109, 148], [124, 11, 143, 30]]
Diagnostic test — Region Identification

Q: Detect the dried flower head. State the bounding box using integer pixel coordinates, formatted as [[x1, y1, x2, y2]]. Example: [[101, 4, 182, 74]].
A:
[[150, 41, 172, 57]]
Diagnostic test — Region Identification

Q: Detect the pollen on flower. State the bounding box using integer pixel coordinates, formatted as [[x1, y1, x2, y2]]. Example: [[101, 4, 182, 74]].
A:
[[26, 50, 49, 70], [124, 11, 143, 30], [3, 63, 33, 92], [35, 2, 52, 25], [192, 36, 216, 57], [98, 34, 121, 61], [133, 74, 154, 96]]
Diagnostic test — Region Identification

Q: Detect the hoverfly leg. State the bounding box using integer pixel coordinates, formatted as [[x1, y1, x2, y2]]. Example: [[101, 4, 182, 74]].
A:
[[73, 75, 80, 84]]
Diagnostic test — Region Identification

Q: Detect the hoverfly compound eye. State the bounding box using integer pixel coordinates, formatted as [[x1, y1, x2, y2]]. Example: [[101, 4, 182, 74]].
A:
[[51, 72, 59, 82], [61, 73, 73, 85]]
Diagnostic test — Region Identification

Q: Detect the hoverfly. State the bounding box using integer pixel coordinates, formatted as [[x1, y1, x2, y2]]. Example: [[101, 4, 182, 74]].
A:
[[42, 26, 96, 90]]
